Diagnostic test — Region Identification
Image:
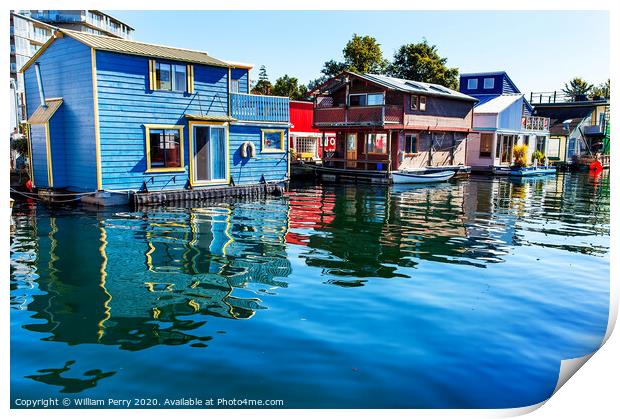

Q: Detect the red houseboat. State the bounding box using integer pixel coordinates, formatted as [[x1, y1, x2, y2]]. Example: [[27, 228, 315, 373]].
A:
[[289, 100, 335, 162], [311, 71, 477, 183]]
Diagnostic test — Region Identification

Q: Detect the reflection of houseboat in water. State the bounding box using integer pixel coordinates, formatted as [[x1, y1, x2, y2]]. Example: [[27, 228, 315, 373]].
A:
[[22, 201, 292, 350], [285, 181, 523, 282]]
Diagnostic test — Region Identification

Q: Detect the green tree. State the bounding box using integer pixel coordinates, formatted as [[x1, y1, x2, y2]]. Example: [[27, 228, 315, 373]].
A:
[[387, 40, 459, 90], [251, 65, 272, 95], [272, 75, 308, 100], [308, 34, 388, 90], [562, 77, 593, 101], [342, 34, 388, 74], [590, 79, 610, 99]]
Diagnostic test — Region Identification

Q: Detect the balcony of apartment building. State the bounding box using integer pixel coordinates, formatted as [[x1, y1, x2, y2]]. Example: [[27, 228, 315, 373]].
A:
[[230, 93, 290, 123]]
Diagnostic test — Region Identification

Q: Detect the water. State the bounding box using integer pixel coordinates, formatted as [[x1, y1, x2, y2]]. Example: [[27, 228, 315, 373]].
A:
[[10, 172, 610, 408]]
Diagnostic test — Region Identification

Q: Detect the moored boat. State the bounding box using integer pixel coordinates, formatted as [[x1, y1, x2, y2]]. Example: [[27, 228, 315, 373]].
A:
[[509, 166, 556, 177], [391, 170, 456, 184]]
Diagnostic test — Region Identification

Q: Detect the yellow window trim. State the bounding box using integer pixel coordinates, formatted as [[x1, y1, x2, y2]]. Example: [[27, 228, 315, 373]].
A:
[[261, 129, 286, 153], [188, 120, 230, 187], [144, 124, 186, 173], [148, 59, 194, 93]]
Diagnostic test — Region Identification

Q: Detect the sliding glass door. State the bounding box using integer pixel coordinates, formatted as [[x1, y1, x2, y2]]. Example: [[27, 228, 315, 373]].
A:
[[192, 123, 228, 184]]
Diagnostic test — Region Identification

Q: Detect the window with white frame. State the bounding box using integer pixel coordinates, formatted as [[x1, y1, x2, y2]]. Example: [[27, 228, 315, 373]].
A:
[[483, 78, 495, 89], [467, 79, 478, 89], [419, 96, 427, 111], [230, 78, 240, 93], [349, 93, 384, 106]]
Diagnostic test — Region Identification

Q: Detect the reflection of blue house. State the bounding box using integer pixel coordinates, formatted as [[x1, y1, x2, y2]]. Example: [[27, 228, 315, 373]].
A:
[[459, 72, 550, 173], [21, 29, 289, 205]]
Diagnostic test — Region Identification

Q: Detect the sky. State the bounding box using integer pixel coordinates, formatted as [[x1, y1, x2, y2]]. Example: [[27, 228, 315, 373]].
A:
[[108, 10, 609, 95]]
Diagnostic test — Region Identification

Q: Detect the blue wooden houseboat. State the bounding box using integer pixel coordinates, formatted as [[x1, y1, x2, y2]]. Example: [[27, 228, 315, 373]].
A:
[[20, 29, 290, 206], [459, 72, 551, 174]]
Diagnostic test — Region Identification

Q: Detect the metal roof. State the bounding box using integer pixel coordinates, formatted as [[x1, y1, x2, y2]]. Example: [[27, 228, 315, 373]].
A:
[[474, 94, 523, 114], [359, 73, 478, 102], [62, 29, 232, 67], [184, 114, 237, 122], [27, 98, 63, 124]]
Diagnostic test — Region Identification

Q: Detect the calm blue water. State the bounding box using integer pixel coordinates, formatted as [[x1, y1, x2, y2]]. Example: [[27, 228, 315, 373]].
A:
[[10, 172, 610, 408]]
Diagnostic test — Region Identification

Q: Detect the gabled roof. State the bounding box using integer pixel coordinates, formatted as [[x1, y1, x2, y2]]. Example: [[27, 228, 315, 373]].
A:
[[360, 73, 477, 102], [21, 29, 247, 73], [473, 94, 523, 114], [27, 98, 63, 124]]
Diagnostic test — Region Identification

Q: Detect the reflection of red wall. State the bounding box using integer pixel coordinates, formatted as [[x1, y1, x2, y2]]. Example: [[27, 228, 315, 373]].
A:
[[284, 189, 336, 245], [290, 101, 335, 157]]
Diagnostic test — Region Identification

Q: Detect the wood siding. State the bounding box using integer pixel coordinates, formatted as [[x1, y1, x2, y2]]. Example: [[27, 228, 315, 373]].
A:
[[230, 125, 288, 185], [404, 95, 473, 130], [95, 50, 229, 191], [231, 68, 249, 94], [24, 36, 96, 191]]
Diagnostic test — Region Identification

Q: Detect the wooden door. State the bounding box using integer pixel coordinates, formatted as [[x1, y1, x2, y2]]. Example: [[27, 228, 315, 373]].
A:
[[346, 133, 357, 168]]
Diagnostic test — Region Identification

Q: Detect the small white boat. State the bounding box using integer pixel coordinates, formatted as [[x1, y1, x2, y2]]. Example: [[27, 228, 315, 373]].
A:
[[391, 170, 456, 184]]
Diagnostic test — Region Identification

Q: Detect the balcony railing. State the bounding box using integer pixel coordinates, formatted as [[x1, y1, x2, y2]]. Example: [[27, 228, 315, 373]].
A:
[[521, 116, 550, 131], [530, 91, 609, 104], [230, 93, 289, 123], [314, 105, 403, 127]]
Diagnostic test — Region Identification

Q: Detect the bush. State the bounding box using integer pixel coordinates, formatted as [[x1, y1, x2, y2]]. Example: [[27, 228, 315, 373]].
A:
[[512, 144, 528, 168], [532, 150, 546, 165]]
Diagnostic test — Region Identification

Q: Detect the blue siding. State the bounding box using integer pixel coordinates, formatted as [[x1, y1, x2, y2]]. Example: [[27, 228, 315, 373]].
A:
[[96, 50, 229, 191], [460, 72, 521, 97], [498, 97, 525, 131], [23, 36, 96, 191], [231, 68, 249, 94], [230, 125, 288, 185], [30, 124, 49, 188]]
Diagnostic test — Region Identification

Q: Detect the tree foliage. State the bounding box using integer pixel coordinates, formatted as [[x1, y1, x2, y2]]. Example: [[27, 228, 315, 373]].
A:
[[272, 75, 308, 100], [308, 34, 388, 90], [387, 40, 459, 90], [251, 65, 272, 95], [591, 79, 610, 99], [562, 77, 593, 101]]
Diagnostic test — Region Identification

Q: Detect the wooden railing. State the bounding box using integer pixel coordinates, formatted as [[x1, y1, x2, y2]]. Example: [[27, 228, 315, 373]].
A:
[[230, 93, 289, 123], [314, 105, 403, 127], [521, 116, 550, 131]]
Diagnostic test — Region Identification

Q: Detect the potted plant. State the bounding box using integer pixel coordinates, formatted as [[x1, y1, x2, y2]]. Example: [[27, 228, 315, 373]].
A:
[[532, 150, 546, 166], [512, 144, 528, 169]]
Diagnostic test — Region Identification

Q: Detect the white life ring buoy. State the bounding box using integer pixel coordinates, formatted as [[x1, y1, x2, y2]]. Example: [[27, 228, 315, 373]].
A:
[[240, 141, 256, 158]]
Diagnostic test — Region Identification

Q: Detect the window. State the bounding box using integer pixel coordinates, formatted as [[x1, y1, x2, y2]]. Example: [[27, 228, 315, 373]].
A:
[[349, 93, 384, 106], [367, 93, 384, 106], [479, 133, 493, 157], [145, 125, 185, 172], [262, 129, 285, 153], [404, 134, 417, 154], [536, 136, 546, 153], [419, 96, 427, 111], [483, 77, 495, 89], [366, 133, 387, 154], [153, 61, 188, 92], [349, 94, 366, 106], [230, 78, 240, 93], [524, 135, 530, 147], [467, 78, 478, 89], [411, 95, 418, 111]]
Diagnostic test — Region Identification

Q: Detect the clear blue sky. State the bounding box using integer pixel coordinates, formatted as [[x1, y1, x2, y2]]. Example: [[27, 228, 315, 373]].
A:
[[108, 10, 609, 94]]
